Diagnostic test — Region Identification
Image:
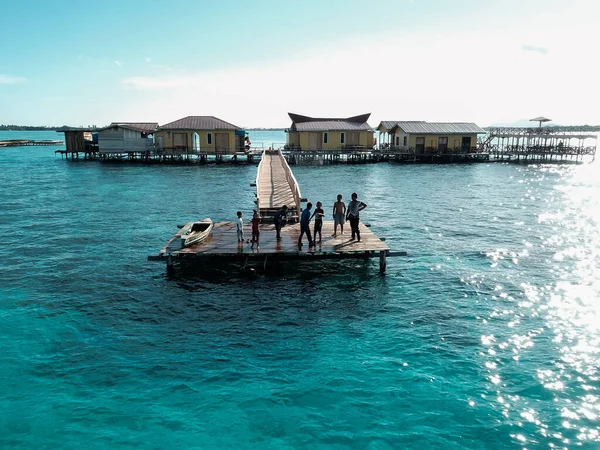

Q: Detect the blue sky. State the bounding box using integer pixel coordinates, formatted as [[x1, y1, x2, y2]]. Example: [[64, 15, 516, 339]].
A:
[[1, 0, 597, 127]]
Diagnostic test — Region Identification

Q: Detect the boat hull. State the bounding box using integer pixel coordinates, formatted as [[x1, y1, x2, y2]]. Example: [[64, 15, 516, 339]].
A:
[[181, 218, 213, 247]]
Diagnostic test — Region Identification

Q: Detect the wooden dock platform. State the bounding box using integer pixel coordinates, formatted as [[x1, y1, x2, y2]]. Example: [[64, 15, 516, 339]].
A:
[[148, 220, 397, 272]]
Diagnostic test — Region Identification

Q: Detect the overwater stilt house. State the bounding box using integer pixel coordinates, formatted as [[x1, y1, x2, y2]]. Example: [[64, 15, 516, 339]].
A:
[[154, 116, 245, 156], [376, 121, 486, 153], [97, 122, 158, 156], [285, 113, 374, 151], [55, 127, 98, 159]]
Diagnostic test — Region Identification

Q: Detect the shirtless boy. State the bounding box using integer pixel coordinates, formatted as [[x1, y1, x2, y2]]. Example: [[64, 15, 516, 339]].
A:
[[332, 194, 346, 237]]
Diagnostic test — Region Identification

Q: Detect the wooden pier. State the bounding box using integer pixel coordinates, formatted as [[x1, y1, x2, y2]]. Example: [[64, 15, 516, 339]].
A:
[[149, 149, 401, 273], [285, 148, 491, 164], [255, 149, 301, 219], [55, 148, 259, 163], [0, 139, 63, 147], [482, 125, 600, 163]]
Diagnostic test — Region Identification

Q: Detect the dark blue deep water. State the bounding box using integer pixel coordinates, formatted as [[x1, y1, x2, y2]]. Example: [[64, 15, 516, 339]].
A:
[[1, 131, 599, 449]]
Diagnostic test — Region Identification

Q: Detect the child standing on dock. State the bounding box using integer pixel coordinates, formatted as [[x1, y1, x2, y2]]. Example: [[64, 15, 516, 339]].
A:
[[250, 210, 260, 249], [236, 211, 245, 243], [273, 205, 288, 241], [332, 194, 346, 237], [298, 203, 314, 248], [311, 201, 324, 244], [346, 193, 367, 242]]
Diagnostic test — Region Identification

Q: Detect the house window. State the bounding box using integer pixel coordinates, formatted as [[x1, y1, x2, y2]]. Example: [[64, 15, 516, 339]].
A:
[[323, 132, 328, 144], [340, 132, 345, 144], [403, 136, 407, 146], [207, 133, 212, 145], [395, 136, 400, 146]]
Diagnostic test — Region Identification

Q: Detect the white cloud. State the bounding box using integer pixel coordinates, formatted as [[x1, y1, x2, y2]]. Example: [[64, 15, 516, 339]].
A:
[[118, 4, 599, 127], [114, 60, 121, 66], [522, 44, 548, 55], [0, 74, 26, 84]]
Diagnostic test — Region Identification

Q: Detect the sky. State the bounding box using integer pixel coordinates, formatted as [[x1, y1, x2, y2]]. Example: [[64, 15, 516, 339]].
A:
[[0, 0, 598, 128]]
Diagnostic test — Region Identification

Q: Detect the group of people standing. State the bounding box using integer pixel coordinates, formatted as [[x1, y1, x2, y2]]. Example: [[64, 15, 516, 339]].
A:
[[236, 193, 367, 249], [296, 192, 367, 247]]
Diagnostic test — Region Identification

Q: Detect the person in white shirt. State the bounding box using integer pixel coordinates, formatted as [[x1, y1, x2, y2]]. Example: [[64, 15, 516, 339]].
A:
[[236, 211, 245, 242]]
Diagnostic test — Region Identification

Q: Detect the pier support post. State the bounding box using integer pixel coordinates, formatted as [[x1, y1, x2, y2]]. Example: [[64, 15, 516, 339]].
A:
[[379, 251, 387, 274], [166, 254, 174, 275]]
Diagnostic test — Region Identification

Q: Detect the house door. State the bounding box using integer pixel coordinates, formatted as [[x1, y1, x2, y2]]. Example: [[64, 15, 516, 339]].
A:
[[156, 136, 164, 150], [192, 132, 200, 153], [438, 137, 448, 152], [461, 136, 472, 152], [309, 133, 321, 150], [415, 137, 425, 153], [215, 133, 229, 154], [173, 133, 187, 150], [347, 132, 359, 147]]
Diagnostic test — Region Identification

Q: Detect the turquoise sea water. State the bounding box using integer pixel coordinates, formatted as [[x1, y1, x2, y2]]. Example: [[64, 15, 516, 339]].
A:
[[1, 131, 599, 449]]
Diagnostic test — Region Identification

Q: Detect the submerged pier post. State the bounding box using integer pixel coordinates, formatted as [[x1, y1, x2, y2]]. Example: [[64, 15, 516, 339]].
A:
[[379, 250, 387, 273], [166, 253, 174, 275]]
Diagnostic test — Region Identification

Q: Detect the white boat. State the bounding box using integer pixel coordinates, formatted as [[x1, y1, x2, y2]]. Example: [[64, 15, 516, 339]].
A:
[[180, 218, 213, 247]]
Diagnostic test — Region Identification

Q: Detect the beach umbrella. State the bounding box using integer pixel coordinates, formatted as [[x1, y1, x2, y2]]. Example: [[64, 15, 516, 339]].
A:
[[530, 116, 552, 128]]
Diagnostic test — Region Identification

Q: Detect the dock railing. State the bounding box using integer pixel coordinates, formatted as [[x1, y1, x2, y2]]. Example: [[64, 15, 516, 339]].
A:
[[278, 149, 302, 216], [254, 149, 266, 216]]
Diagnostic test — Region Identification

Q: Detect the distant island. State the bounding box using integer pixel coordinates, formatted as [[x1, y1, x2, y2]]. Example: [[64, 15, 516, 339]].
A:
[[1, 125, 282, 131], [0, 125, 99, 131], [245, 128, 286, 131]]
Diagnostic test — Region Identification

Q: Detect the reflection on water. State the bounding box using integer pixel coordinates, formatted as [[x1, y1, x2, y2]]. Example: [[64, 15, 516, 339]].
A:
[[476, 163, 600, 448]]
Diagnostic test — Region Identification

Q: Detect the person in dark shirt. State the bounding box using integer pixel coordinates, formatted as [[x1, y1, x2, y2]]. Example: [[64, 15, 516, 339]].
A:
[[311, 201, 324, 244], [273, 205, 288, 241], [346, 193, 367, 242], [298, 202, 314, 247], [250, 210, 260, 249]]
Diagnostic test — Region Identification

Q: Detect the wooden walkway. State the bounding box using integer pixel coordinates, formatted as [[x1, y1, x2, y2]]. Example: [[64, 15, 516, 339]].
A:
[[256, 150, 301, 219]]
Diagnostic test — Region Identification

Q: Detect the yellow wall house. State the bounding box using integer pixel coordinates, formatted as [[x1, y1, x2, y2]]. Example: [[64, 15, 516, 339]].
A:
[[155, 116, 245, 155], [286, 113, 374, 151], [376, 121, 486, 153]]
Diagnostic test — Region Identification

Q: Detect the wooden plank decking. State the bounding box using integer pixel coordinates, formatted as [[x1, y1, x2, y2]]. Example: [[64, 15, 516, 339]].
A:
[[257, 151, 296, 211], [151, 221, 389, 261]]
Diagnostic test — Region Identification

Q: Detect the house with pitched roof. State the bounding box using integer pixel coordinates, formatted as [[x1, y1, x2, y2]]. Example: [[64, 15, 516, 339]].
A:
[[154, 116, 245, 155], [97, 122, 158, 154], [285, 113, 374, 151], [376, 121, 486, 153]]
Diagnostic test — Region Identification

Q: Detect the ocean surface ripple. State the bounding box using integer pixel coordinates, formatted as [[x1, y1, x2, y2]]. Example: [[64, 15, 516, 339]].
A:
[[1, 131, 599, 449]]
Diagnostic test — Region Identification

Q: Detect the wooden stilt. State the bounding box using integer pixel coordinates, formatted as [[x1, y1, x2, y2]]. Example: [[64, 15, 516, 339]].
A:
[[379, 250, 387, 274]]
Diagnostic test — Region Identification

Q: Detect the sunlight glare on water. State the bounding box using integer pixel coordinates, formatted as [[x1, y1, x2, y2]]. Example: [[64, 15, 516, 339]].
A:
[[476, 162, 600, 449]]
